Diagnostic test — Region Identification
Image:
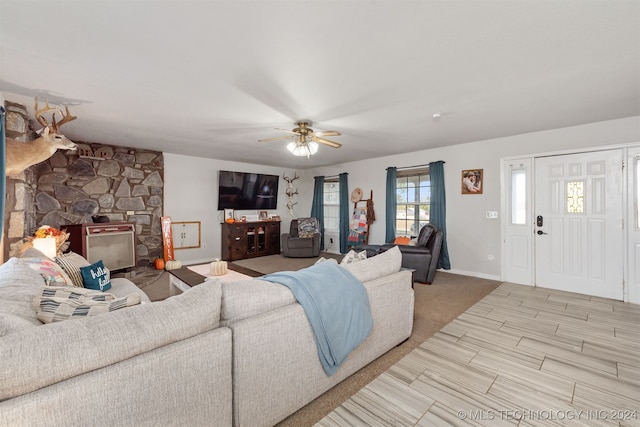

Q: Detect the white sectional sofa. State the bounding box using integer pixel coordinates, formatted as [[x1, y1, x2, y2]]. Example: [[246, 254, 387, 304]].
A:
[[0, 246, 413, 426]]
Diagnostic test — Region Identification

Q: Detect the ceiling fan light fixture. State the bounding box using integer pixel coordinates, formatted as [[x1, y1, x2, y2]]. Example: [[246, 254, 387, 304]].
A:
[[287, 140, 318, 157]]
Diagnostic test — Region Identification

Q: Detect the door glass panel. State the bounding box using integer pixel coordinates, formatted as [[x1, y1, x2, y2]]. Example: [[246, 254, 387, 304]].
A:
[[636, 157, 640, 229], [511, 169, 526, 224], [566, 180, 585, 213]]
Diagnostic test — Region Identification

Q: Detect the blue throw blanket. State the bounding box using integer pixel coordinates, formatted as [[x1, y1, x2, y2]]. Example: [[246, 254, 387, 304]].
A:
[[261, 262, 373, 376]]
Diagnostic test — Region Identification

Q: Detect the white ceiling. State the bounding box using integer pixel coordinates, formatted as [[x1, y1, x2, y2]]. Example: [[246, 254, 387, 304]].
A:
[[1, 1, 638, 168]]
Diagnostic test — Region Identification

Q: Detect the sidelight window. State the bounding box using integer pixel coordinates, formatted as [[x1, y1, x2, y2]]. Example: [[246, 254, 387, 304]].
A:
[[511, 169, 527, 225]]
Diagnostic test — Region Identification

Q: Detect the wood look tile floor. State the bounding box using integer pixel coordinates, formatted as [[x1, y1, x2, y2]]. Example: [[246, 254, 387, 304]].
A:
[[317, 283, 640, 426]]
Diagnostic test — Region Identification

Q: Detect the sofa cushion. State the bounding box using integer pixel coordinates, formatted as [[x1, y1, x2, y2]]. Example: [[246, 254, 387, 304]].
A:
[[220, 279, 296, 327], [0, 313, 37, 337], [342, 245, 402, 283], [33, 286, 141, 324], [109, 278, 152, 303], [54, 252, 91, 287], [0, 258, 48, 326]]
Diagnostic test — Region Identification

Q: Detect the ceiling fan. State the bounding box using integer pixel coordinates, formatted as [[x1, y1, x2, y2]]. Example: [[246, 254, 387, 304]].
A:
[[258, 120, 342, 157]]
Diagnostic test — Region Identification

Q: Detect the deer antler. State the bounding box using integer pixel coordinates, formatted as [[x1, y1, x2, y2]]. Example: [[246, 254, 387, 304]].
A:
[[34, 98, 60, 129], [51, 105, 77, 132], [34, 98, 77, 131]]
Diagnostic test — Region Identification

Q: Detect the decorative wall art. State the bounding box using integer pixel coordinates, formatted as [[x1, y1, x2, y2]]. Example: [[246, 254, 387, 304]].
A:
[[461, 169, 483, 194], [283, 172, 300, 217]]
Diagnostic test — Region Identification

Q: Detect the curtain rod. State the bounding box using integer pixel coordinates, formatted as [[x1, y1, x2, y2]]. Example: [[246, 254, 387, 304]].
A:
[[390, 161, 446, 171]]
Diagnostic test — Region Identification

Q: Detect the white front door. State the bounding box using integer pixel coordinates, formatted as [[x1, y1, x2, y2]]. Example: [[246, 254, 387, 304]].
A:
[[534, 149, 623, 300]]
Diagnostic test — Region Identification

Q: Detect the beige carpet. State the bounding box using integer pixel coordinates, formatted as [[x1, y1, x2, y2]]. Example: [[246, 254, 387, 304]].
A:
[[132, 255, 501, 426]]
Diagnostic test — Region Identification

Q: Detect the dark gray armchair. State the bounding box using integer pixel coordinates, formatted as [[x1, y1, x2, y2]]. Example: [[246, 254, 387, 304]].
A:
[[281, 218, 321, 258], [380, 224, 443, 284], [354, 224, 443, 284]]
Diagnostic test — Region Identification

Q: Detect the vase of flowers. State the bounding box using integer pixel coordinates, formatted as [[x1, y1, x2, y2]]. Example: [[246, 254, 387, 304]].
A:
[[16, 225, 71, 258]]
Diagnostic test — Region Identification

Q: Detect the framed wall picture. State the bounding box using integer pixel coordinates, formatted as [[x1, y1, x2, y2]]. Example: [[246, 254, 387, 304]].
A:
[[224, 208, 234, 222], [259, 210, 268, 220], [461, 169, 483, 194]]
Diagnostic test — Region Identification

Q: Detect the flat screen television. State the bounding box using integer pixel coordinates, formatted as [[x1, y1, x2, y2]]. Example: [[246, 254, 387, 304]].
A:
[[217, 170, 279, 210]]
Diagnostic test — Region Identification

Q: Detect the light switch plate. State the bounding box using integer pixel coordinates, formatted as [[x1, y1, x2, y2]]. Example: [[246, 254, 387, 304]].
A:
[[486, 211, 498, 219]]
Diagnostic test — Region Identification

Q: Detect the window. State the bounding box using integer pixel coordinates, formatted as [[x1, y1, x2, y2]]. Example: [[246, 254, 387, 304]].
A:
[[636, 156, 640, 229], [511, 169, 527, 225], [566, 180, 585, 214], [396, 168, 430, 237], [323, 180, 340, 231]]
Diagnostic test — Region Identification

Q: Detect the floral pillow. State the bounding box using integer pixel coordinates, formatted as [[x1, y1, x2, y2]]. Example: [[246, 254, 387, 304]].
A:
[[297, 218, 318, 238], [340, 249, 368, 265], [21, 257, 74, 287]]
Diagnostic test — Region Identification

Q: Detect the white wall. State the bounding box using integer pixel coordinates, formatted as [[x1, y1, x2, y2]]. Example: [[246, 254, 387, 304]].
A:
[[163, 154, 311, 265], [165, 117, 639, 277], [303, 116, 640, 280]]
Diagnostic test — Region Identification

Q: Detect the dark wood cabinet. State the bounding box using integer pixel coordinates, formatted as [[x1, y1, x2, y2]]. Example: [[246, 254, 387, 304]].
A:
[[221, 221, 280, 261]]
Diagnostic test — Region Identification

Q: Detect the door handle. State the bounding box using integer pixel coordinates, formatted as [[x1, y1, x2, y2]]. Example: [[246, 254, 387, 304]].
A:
[[537, 230, 547, 235]]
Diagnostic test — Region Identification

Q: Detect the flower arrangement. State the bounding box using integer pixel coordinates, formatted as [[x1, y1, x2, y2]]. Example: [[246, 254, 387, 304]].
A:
[[34, 225, 66, 239], [12, 225, 71, 258]]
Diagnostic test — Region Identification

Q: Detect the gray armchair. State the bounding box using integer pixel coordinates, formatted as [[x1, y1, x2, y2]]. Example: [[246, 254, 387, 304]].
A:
[[281, 218, 321, 258]]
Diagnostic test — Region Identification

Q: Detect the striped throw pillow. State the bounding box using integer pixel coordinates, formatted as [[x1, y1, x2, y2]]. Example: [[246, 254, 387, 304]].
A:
[[54, 252, 91, 287], [33, 286, 141, 324]]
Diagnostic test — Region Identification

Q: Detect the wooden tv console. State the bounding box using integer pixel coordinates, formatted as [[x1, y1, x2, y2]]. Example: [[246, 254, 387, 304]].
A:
[[221, 221, 280, 261]]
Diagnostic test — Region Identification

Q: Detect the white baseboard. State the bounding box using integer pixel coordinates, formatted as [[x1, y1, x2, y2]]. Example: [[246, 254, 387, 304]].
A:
[[444, 268, 501, 282]]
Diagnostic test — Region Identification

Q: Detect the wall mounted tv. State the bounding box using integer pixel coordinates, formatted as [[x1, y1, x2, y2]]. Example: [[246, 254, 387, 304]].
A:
[[217, 170, 279, 210]]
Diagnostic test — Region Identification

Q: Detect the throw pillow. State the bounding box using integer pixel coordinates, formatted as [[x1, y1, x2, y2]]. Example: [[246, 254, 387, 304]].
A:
[[33, 286, 141, 323], [393, 236, 411, 245], [297, 218, 318, 238], [40, 285, 116, 302], [54, 252, 91, 287], [20, 257, 74, 287], [80, 260, 112, 291], [340, 249, 367, 265], [314, 257, 338, 266]]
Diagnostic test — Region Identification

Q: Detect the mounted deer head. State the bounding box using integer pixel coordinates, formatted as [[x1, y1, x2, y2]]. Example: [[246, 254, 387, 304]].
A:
[[5, 98, 78, 176]]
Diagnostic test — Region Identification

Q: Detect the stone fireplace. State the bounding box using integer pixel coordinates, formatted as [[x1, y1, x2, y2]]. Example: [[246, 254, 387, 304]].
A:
[[2, 100, 164, 267]]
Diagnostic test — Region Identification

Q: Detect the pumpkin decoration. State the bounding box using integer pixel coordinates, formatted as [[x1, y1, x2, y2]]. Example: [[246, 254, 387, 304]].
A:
[[154, 258, 165, 270], [225, 217, 235, 224], [210, 258, 228, 276], [165, 260, 182, 271]]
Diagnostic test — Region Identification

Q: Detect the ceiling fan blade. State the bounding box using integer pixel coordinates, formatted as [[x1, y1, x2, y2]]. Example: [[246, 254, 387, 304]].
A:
[[312, 130, 341, 137], [312, 136, 342, 148], [258, 135, 295, 142], [274, 128, 301, 135]]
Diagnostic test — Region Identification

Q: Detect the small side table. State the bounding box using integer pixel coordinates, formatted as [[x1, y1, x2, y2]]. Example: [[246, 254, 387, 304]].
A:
[[168, 267, 207, 296]]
